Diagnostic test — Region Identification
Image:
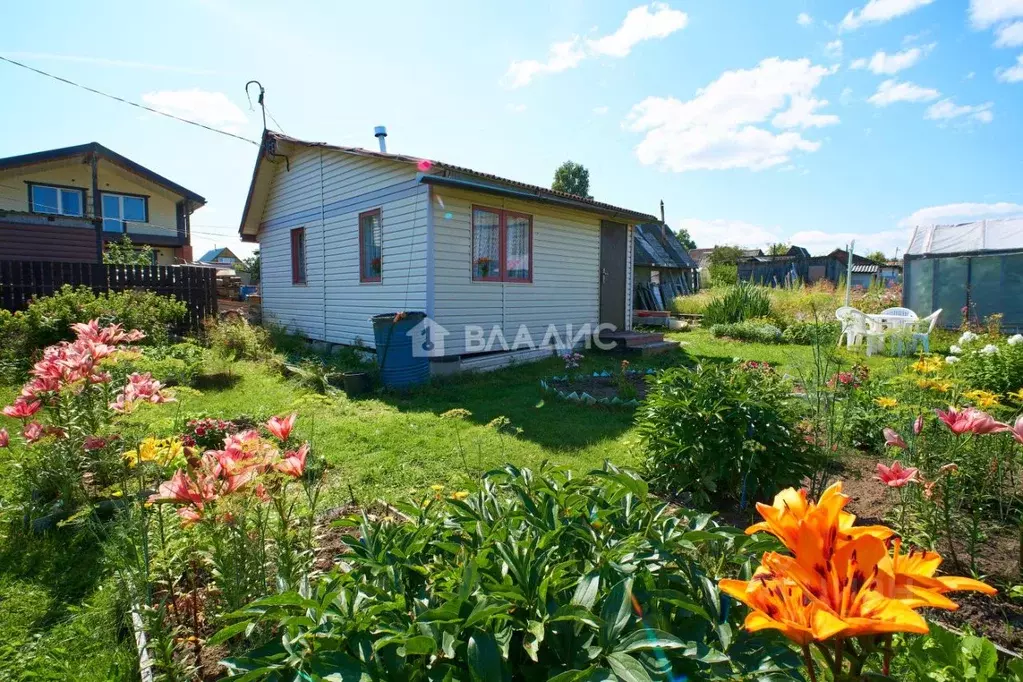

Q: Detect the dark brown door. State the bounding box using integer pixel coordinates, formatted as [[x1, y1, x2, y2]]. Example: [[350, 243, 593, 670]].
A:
[[599, 221, 628, 329]]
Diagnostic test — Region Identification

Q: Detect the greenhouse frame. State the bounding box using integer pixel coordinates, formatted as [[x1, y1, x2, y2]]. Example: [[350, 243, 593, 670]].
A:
[[904, 218, 1023, 330]]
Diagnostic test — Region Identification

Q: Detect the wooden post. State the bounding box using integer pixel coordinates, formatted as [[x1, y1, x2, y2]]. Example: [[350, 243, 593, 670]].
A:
[[91, 153, 103, 263]]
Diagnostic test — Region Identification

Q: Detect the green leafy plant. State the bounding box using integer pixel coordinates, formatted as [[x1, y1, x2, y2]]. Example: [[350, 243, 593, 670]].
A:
[[953, 336, 1023, 394], [781, 320, 842, 345], [637, 362, 815, 509], [204, 317, 274, 362], [103, 233, 155, 266], [892, 623, 1023, 681], [702, 282, 772, 326], [214, 464, 802, 680], [710, 320, 784, 344], [106, 341, 206, 387]]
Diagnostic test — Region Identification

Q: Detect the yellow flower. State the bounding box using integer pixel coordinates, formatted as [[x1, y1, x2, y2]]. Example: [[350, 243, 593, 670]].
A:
[[916, 379, 952, 393], [430, 484, 445, 492], [1008, 388, 1023, 403], [450, 490, 470, 501], [911, 356, 944, 374], [875, 397, 899, 409], [964, 389, 1000, 409], [123, 437, 185, 468]]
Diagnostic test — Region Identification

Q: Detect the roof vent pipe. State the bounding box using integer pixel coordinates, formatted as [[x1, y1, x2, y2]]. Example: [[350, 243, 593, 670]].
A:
[[374, 126, 387, 153]]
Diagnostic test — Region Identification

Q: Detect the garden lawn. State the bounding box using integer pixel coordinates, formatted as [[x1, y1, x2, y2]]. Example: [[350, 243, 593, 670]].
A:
[[0, 336, 911, 678]]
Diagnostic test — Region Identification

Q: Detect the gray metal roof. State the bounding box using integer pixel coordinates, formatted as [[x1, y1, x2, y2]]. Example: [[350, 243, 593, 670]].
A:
[[907, 218, 1023, 256], [633, 223, 697, 269]]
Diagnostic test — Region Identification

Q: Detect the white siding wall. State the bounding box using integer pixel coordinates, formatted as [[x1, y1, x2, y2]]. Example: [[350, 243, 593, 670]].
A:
[[256, 148, 427, 347], [431, 187, 604, 356]]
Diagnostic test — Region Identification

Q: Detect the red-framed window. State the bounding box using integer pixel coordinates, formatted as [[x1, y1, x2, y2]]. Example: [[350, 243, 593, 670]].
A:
[[290, 227, 307, 284], [359, 208, 382, 283], [471, 205, 533, 283]]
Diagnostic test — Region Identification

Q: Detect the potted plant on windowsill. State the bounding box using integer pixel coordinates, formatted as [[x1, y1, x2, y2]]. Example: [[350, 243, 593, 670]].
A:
[[476, 257, 492, 278]]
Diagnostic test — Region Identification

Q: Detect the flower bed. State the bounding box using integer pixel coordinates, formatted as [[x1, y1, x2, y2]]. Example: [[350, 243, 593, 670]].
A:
[[540, 367, 655, 407]]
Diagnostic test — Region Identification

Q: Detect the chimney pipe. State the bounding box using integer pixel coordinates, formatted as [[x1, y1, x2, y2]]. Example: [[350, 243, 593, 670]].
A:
[[660, 200, 666, 242], [374, 126, 388, 153]]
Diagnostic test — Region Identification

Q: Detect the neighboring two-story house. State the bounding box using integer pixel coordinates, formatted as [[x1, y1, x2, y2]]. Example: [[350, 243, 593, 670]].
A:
[[197, 246, 242, 267], [0, 142, 206, 264]]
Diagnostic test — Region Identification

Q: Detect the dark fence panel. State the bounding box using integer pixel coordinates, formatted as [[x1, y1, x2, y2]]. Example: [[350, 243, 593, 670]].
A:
[[0, 260, 217, 331]]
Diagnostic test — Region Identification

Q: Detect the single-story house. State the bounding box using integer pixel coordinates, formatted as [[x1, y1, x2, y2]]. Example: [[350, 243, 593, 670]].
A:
[[238, 131, 658, 367], [198, 246, 242, 267], [904, 219, 1023, 329], [0, 142, 205, 264], [633, 223, 699, 312]]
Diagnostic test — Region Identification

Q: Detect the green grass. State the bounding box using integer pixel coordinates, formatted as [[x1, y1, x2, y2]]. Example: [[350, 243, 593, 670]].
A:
[[0, 336, 911, 678]]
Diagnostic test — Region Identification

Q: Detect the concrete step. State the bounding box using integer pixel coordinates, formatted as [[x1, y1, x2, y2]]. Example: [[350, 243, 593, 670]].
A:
[[634, 340, 681, 356], [599, 331, 665, 349]]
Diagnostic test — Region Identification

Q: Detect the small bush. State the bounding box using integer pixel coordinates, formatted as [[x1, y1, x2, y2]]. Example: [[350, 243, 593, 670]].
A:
[[953, 336, 1023, 394], [0, 286, 187, 379], [204, 318, 273, 361], [637, 362, 814, 508], [710, 320, 784, 344], [708, 262, 737, 287], [781, 320, 842, 345], [702, 281, 772, 326], [108, 341, 206, 386]]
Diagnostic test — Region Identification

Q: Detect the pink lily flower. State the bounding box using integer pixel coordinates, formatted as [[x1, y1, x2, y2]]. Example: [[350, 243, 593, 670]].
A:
[[883, 428, 908, 450], [277, 443, 309, 478], [1009, 416, 1023, 446], [913, 415, 924, 436], [0, 428, 8, 448], [935, 406, 1010, 436], [22, 421, 44, 443], [875, 461, 919, 487], [3, 398, 41, 420], [266, 414, 297, 443]]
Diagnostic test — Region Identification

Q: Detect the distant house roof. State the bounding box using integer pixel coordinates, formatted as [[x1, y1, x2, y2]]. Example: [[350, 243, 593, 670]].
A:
[[787, 245, 811, 259], [687, 247, 763, 266], [0, 142, 206, 208], [906, 218, 1023, 256], [742, 248, 765, 258], [633, 224, 697, 269], [198, 246, 241, 263], [851, 264, 879, 274], [239, 131, 657, 240]]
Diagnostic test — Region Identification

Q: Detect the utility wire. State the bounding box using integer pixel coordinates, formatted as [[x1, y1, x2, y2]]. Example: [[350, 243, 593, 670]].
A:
[[0, 55, 259, 146]]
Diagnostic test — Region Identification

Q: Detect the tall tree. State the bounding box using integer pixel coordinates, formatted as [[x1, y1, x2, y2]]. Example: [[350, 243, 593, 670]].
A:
[[767, 242, 790, 256], [707, 245, 743, 266], [674, 226, 697, 250], [867, 250, 888, 264], [239, 250, 261, 283], [551, 161, 590, 198]]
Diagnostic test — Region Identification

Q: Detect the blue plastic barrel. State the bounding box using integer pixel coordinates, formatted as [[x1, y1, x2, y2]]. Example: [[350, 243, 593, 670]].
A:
[[372, 312, 431, 388]]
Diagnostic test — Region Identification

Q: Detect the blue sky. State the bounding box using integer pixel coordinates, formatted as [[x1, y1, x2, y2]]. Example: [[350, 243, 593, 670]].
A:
[[2, 0, 1022, 259]]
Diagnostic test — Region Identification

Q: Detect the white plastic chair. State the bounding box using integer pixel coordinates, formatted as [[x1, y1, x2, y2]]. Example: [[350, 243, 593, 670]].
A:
[[907, 309, 942, 353], [881, 307, 918, 319], [837, 308, 886, 355], [835, 306, 860, 348]]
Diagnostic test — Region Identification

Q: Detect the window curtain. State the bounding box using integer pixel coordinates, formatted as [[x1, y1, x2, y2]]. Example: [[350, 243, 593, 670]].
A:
[[505, 215, 530, 280], [360, 212, 382, 279], [473, 208, 500, 279]]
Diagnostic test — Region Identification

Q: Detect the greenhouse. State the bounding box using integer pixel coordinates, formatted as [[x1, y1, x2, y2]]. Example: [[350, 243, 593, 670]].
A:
[[904, 218, 1023, 330]]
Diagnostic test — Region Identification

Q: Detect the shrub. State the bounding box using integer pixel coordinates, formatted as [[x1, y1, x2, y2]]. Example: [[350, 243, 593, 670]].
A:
[[637, 363, 814, 508], [215, 464, 801, 680], [702, 281, 772, 326], [204, 318, 273, 361], [107, 341, 206, 387], [708, 262, 737, 288], [0, 285, 188, 378], [781, 320, 842, 345], [710, 320, 784, 344], [671, 291, 715, 316], [952, 335, 1023, 394]]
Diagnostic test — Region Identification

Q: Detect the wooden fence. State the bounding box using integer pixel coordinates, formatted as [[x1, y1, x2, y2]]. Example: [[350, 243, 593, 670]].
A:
[[0, 260, 217, 331]]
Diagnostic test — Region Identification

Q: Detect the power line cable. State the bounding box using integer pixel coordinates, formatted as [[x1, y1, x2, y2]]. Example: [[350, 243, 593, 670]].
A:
[[0, 55, 259, 146]]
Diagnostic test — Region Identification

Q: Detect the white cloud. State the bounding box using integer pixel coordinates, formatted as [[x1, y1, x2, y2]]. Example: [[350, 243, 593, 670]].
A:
[[140, 89, 247, 131], [587, 3, 688, 57], [841, 0, 935, 30], [678, 219, 782, 249], [840, 87, 855, 105], [900, 202, 1023, 227], [969, 0, 1023, 28], [995, 21, 1023, 46], [997, 54, 1023, 81], [925, 98, 994, 123], [825, 40, 844, 58], [773, 97, 840, 128], [850, 44, 935, 74], [504, 38, 586, 88], [504, 3, 687, 87], [966, 71, 977, 79], [624, 58, 838, 172], [679, 219, 911, 256], [867, 79, 941, 106], [593, 105, 610, 115], [797, 12, 813, 26]]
